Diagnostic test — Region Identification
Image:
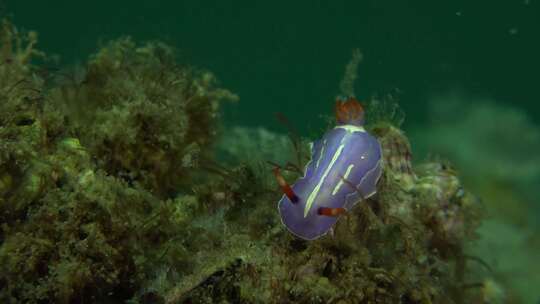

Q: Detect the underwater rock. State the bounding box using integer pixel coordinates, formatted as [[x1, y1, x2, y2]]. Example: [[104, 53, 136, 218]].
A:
[[0, 21, 498, 304], [46, 37, 238, 198], [164, 117, 486, 303], [217, 126, 294, 166], [411, 93, 540, 303], [0, 19, 239, 304], [372, 123, 416, 191], [411, 94, 540, 208]]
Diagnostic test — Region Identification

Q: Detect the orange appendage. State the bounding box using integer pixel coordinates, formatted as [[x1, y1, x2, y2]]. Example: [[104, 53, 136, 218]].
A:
[[335, 97, 365, 126], [273, 167, 299, 203], [318, 207, 346, 217]]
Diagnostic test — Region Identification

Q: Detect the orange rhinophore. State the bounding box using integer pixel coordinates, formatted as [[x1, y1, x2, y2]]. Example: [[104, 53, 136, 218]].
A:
[[273, 167, 299, 203], [335, 96, 365, 126]]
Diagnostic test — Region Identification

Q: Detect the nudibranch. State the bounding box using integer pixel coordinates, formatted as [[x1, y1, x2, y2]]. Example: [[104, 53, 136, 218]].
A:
[[275, 97, 383, 240]]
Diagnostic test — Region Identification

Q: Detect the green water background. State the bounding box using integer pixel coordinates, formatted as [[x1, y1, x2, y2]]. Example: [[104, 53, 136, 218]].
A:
[[5, 0, 540, 135]]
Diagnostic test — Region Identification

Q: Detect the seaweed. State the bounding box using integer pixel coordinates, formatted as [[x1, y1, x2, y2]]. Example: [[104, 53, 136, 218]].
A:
[[0, 19, 238, 303]]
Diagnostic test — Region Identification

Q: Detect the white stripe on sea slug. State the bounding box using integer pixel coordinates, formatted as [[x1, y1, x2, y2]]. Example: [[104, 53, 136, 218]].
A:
[[336, 125, 366, 133], [304, 143, 345, 217], [315, 140, 326, 169], [332, 164, 354, 195]]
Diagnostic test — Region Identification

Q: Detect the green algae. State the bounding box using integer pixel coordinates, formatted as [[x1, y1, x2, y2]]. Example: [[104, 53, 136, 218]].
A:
[[0, 19, 237, 303]]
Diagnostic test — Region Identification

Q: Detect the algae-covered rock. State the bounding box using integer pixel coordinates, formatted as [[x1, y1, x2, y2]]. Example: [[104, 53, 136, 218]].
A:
[[0, 22, 495, 304], [0, 19, 239, 303], [411, 94, 540, 303], [217, 126, 294, 166], [48, 37, 238, 198], [164, 120, 485, 304]]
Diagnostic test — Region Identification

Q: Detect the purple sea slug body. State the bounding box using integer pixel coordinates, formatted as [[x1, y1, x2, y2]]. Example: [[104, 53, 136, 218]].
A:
[[276, 97, 383, 240]]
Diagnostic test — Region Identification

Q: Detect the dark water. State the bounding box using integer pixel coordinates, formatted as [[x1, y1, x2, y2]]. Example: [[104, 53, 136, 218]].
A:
[[6, 0, 540, 134]]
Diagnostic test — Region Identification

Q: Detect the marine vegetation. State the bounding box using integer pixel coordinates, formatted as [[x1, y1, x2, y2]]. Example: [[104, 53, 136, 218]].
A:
[[0, 20, 499, 303]]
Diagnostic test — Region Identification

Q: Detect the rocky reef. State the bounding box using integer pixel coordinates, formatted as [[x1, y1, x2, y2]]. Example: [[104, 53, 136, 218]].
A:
[[0, 21, 496, 303], [411, 93, 540, 303]]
